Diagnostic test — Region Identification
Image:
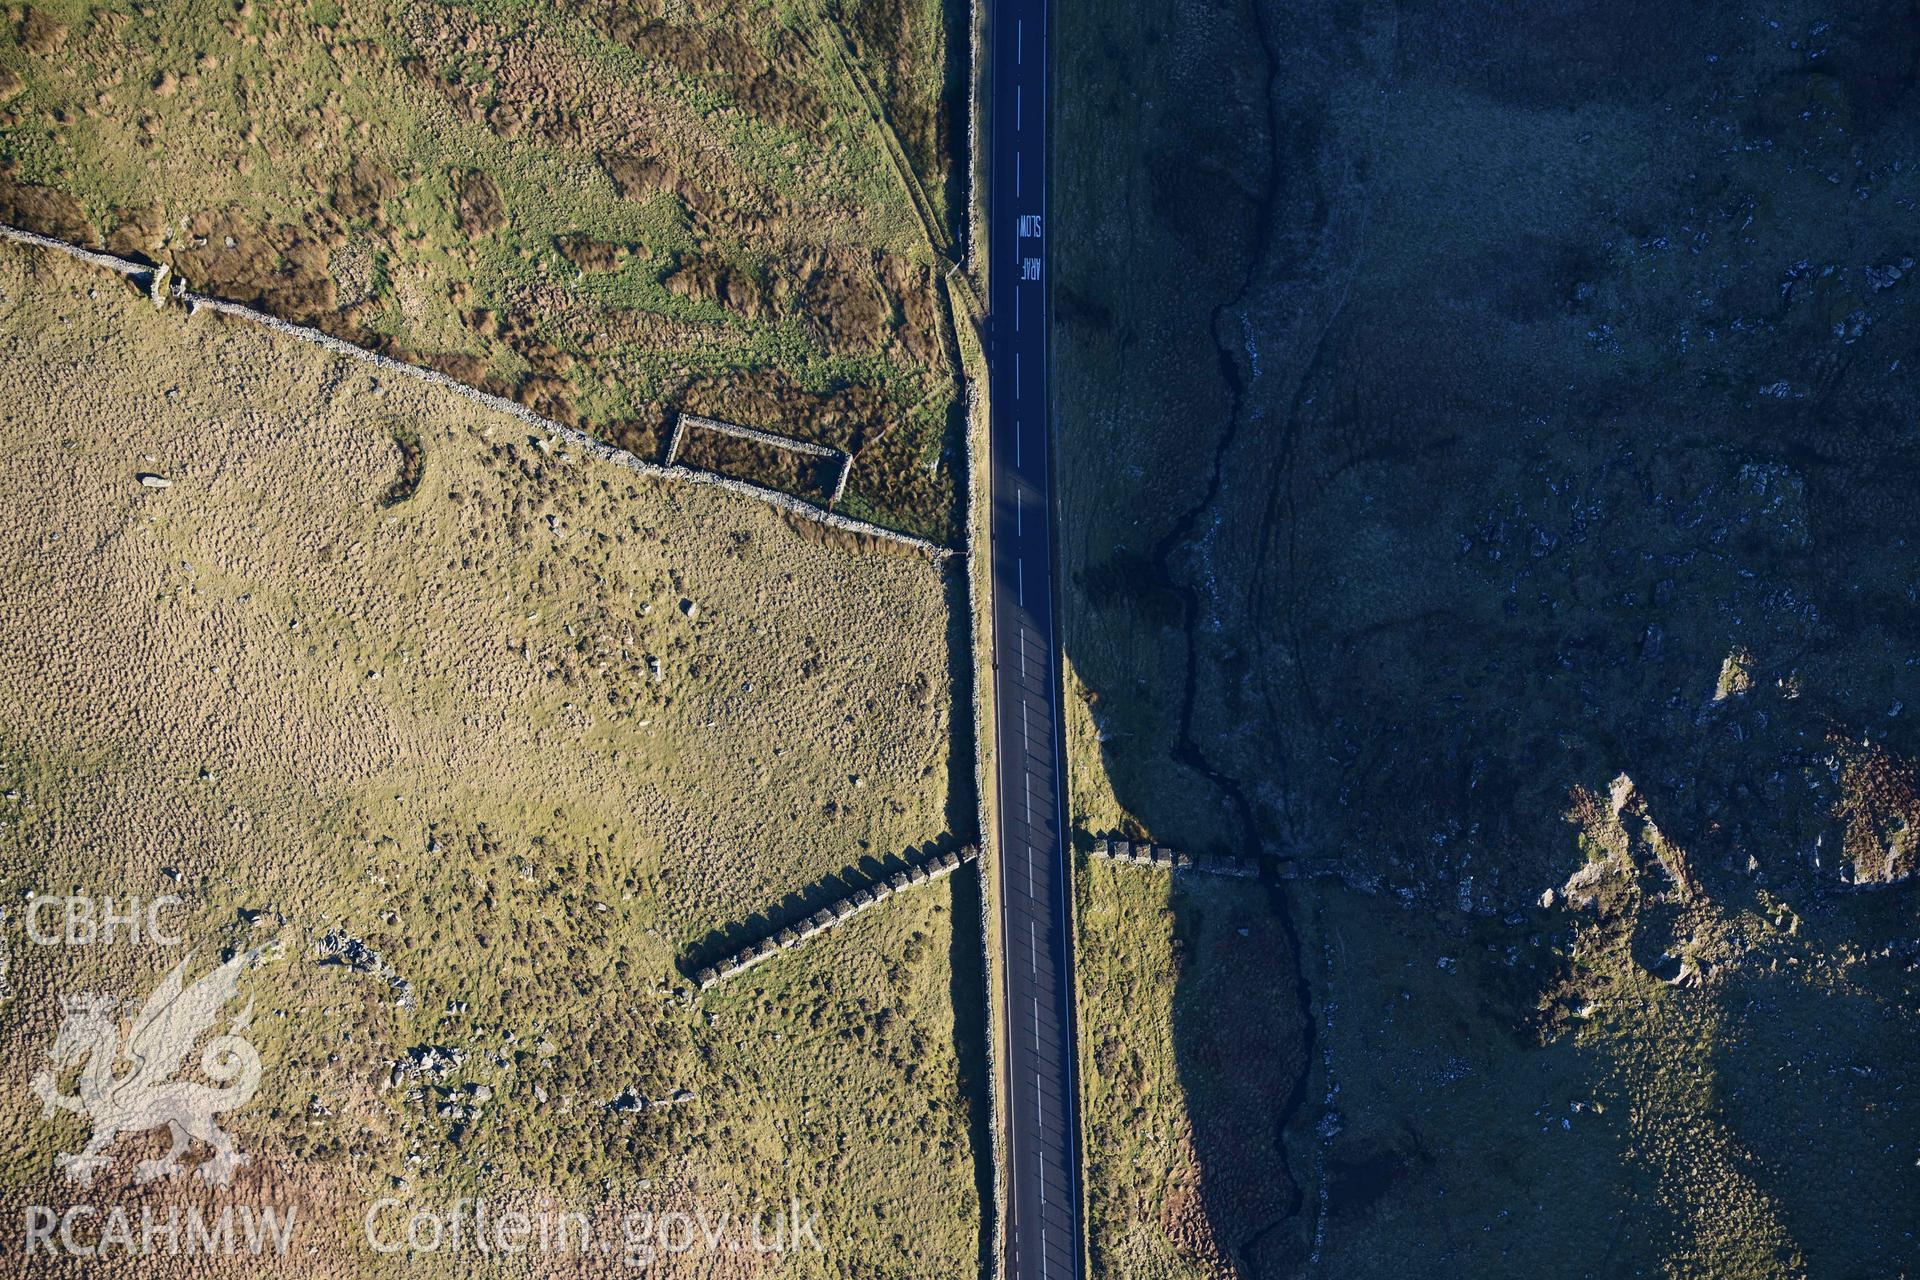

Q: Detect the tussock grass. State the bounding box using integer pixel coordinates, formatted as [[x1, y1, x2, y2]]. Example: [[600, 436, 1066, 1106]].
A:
[[0, 244, 977, 1275], [0, 0, 964, 540]]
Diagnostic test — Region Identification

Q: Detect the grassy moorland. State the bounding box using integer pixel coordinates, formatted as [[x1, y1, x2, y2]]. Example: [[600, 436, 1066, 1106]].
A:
[[0, 244, 978, 1276], [0, 0, 967, 540], [1056, 0, 1920, 1275]]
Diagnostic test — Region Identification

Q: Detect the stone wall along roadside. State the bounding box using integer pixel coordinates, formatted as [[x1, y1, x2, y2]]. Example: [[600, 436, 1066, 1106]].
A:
[[693, 845, 980, 989], [1088, 837, 1260, 880]]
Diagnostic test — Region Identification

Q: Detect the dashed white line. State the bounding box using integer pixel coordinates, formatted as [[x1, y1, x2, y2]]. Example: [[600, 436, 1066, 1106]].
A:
[[996, 27, 1077, 1271]]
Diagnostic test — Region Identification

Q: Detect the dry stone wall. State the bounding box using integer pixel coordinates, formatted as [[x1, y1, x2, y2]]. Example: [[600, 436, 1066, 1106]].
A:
[[1089, 837, 1259, 879], [694, 844, 979, 989], [0, 221, 951, 560]]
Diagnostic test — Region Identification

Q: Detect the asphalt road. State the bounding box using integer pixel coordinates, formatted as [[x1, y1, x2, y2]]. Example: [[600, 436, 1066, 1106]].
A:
[[986, 2, 1082, 1277]]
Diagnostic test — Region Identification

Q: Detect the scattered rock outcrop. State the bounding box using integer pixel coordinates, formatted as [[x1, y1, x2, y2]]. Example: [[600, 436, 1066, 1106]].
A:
[[318, 926, 415, 1007]]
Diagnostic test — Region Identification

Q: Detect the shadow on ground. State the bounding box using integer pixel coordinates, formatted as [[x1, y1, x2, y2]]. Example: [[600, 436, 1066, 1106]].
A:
[[1058, 0, 1920, 1275]]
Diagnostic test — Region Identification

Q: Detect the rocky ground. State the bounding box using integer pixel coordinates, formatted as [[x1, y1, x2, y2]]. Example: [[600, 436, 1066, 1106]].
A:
[[1058, 1, 1920, 1275], [0, 244, 980, 1276]]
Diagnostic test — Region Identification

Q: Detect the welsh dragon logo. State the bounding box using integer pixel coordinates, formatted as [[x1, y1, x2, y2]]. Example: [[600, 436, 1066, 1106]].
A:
[[30, 950, 262, 1187]]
